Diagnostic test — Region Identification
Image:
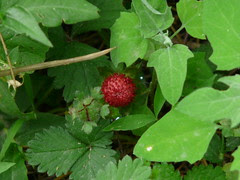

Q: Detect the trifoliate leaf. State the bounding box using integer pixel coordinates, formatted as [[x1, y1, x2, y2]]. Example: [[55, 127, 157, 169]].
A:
[[203, 0, 240, 70], [2, 6, 52, 47], [151, 163, 181, 180], [231, 147, 240, 172], [110, 12, 148, 67], [184, 165, 226, 180], [16, 0, 99, 27], [134, 110, 217, 163], [48, 42, 109, 102], [177, 0, 205, 39], [72, 0, 125, 34], [94, 155, 151, 180], [148, 44, 193, 105], [132, 0, 174, 38]]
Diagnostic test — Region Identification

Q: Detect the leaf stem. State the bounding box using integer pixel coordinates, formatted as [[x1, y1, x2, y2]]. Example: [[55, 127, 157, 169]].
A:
[[0, 47, 115, 77], [170, 25, 185, 39]]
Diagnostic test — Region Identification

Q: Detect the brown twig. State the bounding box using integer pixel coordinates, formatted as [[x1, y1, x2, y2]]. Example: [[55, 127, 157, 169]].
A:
[[0, 47, 115, 77], [0, 32, 17, 87]]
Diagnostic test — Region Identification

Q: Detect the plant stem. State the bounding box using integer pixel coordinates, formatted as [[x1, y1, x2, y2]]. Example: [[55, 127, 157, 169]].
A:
[[0, 32, 17, 88], [0, 47, 115, 77], [170, 25, 185, 39]]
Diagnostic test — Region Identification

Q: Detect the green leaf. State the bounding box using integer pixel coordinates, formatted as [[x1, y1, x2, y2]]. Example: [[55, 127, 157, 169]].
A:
[[100, 104, 110, 119], [48, 42, 109, 102], [0, 162, 15, 174], [72, 0, 125, 34], [151, 163, 181, 180], [226, 137, 240, 152], [148, 44, 193, 105], [204, 134, 223, 163], [177, 0, 205, 39], [223, 163, 239, 180], [104, 114, 156, 131], [203, 0, 240, 70], [16, 113, 65, 146], [0, 80, 21, 117], [134, 110, 217, 163], [16, 0, 99, 27], [183, 52, 216, 96], [2, 6, 52, 47], [27, 120, 116, 178], [176, 75, 240, 127], [154, 85, 165, 117], [231, 147, 240, 171], [95, 155, 151, 180], [0, 144, 27, 180], [110, 12, 148, 67], [132, 0, 174, 38], [0, 119, 24, 161], [184, 164, 226, 180]]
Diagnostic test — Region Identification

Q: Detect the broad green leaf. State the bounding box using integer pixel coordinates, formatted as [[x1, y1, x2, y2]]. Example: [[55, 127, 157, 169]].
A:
[[0, 0, 18, 10], [0, 80, 21, 117], [134, 110, 217, 163], [48, 42, 109, 102], [176, 75, 240, 127], [0, 144, 27, 180], [16, 113, 65, 146], [154, 85, 165, 117], [104, 114, 156, 131], [184, 165, 226, 180], [177, 0, 205, 39], [2, 6, 52, 47], [132, 0, 174, 38], [95, 155, 151, 180], [203, 0, 240, 70], [110, 12, 148, 67], [151, 163, 181, 180], [231, 147, 240, 171], [0, 119, 24, 161], [148, 44, 193, 105], [17, 0, 99, 27], [0, 162, 15, 174], [72, 0, 125, 34], [183, 52, 216, 96]]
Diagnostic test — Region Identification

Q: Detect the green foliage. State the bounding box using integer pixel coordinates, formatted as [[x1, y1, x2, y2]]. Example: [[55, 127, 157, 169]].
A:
[[153, 85, 165, 117], [151, 163, 181, 180], [95, 155, 151, 180], [231, 147, 240, 172], [0, 162, 15, 174]]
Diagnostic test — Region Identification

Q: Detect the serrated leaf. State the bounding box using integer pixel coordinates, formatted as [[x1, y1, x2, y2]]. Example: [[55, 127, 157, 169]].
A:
[[72, 0, 125, 34], [151, 163, 181, 180], [177, 0, 205, 39], [134, 110, 217, 163], [0, 80, 21, 117], [48, 42, 109, 102], [154, 85, 165, 117], [184, 165, 226, 180], [203, 0, 240, 70], [176, 75, 240, 127], [110, 12, 148, 67], [0, 162, 15, 174], [16, 0, 99, 27], [2, 6, 52, 47], [231, 147, 240, 172], [132, 0, 174, 38], [95, 155, 151, 180], [148, 44, 193, 105], [104, 114, 156, 131]]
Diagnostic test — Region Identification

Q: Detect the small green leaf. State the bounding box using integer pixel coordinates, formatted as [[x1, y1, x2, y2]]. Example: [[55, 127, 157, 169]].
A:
[[132, 0, 174, 38], [134, 110, 217, 163], [151, 163, 181, 180], [231, 147, 240, 172], [16, 0, 99, 27], [110, 12, 148, 67], [203, 0, 240, 70], [154, 85, 165, 117], [226, 137, 240, 152], [2, 6, 52, 47], [104, 114, 156, 131], [100, 104, 110, 119], [0, 162, 15, 174], [177, 0, 205, 39], [95, 155, 151, 180], [184, 164, 226, 180], [148, 44, 193, 105]]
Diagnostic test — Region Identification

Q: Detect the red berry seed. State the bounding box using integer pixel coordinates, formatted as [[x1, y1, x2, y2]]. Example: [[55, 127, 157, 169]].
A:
[[101, 73, 136, 107]]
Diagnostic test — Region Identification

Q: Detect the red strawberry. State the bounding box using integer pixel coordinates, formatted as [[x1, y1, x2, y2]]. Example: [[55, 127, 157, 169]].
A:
[[101, 73, 136, 107]]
